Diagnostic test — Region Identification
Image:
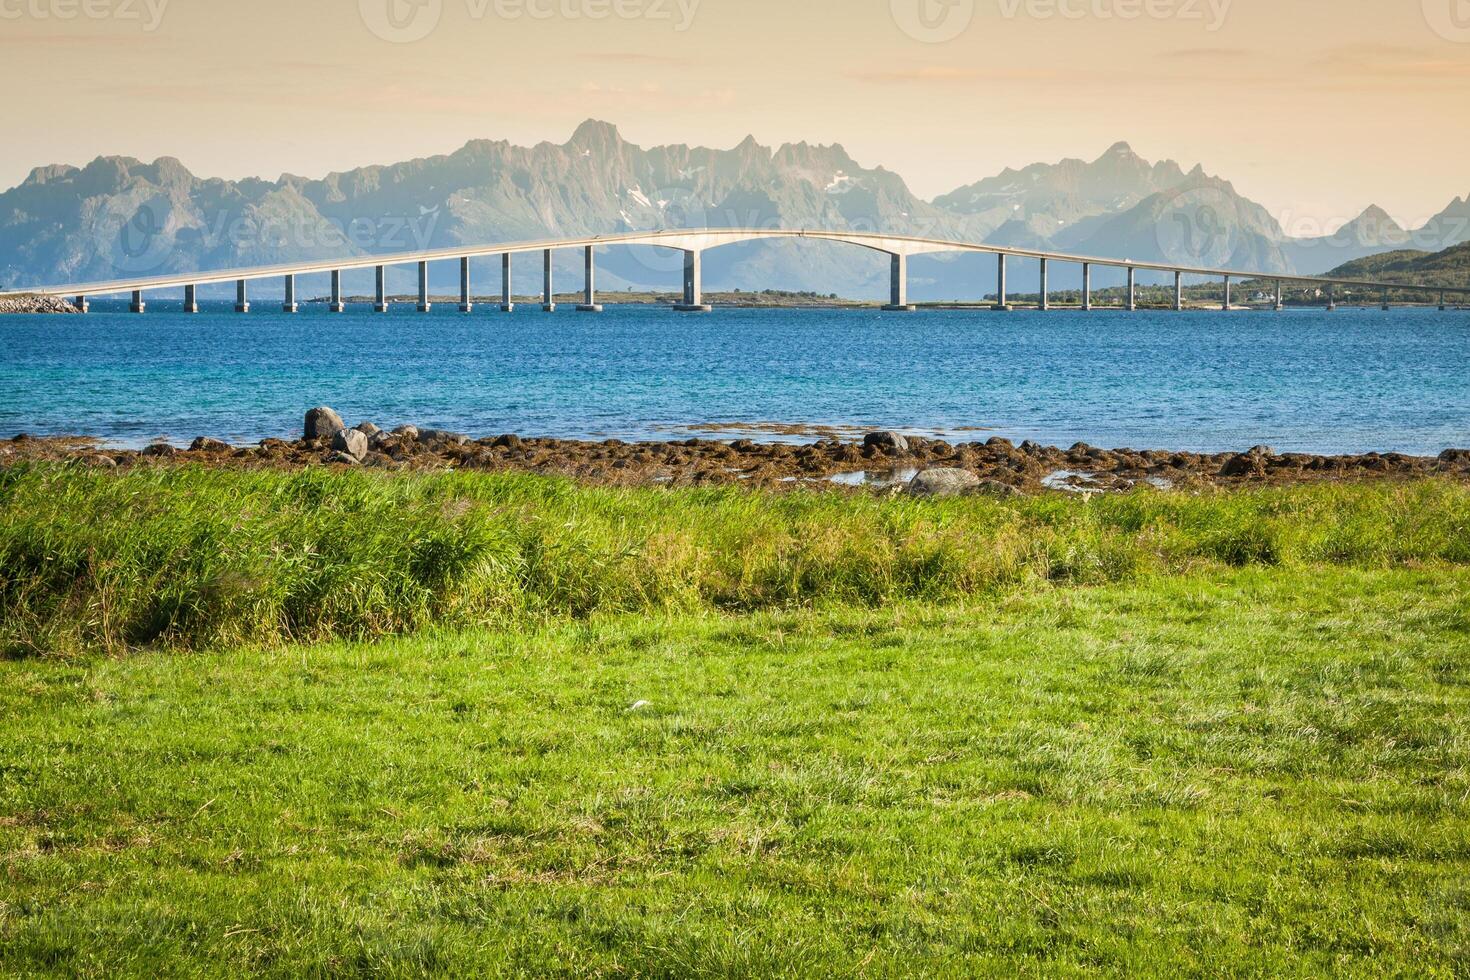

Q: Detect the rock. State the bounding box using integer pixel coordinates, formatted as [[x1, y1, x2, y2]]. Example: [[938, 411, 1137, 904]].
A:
[[305, 407, 346, 441], [985, 437, 1016, 451], [369, 430, 396, 448], [863, 431, 910, 454], [419, 428, 470, 446], [907, 468, 981, 498], [354, 422, 381, 437], [326, 451, 360, 466], [142, 442, 177, 458], [391, 425, 420, 440], [974, 479, 1021, 498], [189, 437, 230, 453], [492, 434, 523, 450], [331, 428, 369, 462], [0, 294, 82, 315], [1219, 452, 1267, 478], [81, 453, 117, 469]]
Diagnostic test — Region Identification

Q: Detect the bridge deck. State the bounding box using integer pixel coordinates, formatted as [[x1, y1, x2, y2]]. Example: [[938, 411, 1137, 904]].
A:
[[2, 228, 1464, 300]]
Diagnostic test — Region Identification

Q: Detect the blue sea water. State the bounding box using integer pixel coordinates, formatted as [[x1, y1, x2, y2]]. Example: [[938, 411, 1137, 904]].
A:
[[2, 301, 1467, 454]]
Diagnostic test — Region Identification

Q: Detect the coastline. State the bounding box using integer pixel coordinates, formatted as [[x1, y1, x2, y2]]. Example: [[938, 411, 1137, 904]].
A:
[[0, 294, 82, 314], [6, 426, 1467, 495]]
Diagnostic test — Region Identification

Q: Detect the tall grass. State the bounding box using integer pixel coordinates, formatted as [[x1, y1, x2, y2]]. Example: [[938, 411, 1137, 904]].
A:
[[3, 462, 1469, 655]]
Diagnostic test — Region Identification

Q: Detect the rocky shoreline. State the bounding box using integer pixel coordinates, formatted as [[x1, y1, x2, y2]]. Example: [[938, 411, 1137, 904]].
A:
[[5, 407, 1469, 496], [0, 295, 82, 314]]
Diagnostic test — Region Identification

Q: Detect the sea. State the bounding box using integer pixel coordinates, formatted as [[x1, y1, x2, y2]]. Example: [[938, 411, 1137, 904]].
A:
[[2, 302, 1467, 454]]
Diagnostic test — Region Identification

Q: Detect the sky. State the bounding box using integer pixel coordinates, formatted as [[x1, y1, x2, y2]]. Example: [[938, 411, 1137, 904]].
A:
[[2, 0, 1467, 232]]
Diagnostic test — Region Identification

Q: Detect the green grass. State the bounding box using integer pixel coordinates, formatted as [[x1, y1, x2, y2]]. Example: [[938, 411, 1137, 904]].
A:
[[4, 467, 1469, 973], [2, 568, 1469, 976], [4, 464, 1470, 657]]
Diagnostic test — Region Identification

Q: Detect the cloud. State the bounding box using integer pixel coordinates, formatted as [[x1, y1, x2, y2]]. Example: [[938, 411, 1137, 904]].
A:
[[1159, 46, 1249, 60], [1312, 44, 1470, 85], [577, 52, 696, 67], [849, 65, 1060, 84]]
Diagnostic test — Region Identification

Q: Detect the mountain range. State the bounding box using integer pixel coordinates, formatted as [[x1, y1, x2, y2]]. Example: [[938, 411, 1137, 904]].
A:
[[1, 120, 1466, 300]]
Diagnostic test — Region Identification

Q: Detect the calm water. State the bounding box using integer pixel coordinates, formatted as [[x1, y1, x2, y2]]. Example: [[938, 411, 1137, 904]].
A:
[[2, 301, 1467, 454]]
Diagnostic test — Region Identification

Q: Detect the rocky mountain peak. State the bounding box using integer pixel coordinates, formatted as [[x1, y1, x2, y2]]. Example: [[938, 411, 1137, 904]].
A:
[[567, 119, 624, 153]]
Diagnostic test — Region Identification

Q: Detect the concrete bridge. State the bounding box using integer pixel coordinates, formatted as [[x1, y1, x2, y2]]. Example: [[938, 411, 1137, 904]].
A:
[[3, 228, 1465, 314]]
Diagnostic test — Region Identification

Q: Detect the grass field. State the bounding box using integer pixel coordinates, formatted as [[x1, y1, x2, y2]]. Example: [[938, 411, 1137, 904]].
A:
[[3, 467, 1469, 975], [4, 465, 1470, 657]]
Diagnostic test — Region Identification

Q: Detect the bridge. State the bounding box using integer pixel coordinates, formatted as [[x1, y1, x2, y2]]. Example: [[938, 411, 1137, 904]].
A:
[[3, 228, 1465, 314]]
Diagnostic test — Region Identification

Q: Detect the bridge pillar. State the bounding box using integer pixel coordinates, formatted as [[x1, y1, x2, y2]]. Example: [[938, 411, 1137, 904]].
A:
[[1326, 284, 1336, 311], [184, 284, 199, 314], [676, 249, 711, 312], [1126, 268, 1136, 311], [283, 274, 298, 313], [1174, 271, 1183, 311], [130, 289, 145, 314], [1440, 291, 1447, 312], [1381, 287, 1390, 311], [330, 270, 345, 313], [417, 261, 431, 313], [577, 245, 603, 312], [1081, 263, 1091, 311], [375, 266, 389, 313], [74, 295, 88, 314], [1274, 280, 1284, 312], [1222, 275, 1230, 311], [501, 254, 515, 312], [542, 250, 556, 311], [1038, 258, 1048, 311], [458, 257, 473, 313], [235, 279, 250, 314], [883, 253, 914, 311], [991, 254, 1011, 311]]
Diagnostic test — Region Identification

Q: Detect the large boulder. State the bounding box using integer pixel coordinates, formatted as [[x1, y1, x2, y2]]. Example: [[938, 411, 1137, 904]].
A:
[[419, 428, 471, 446], [332, 428, 369, 462], [1220, 446, 1272, 478], [864, 431, 910, 454], [354, 422, 381, 437], [907, 468, 981, 498], [305, 407, 346, 441]]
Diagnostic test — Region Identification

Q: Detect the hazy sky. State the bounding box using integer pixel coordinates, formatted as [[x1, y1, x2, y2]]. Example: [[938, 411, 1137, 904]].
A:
[[2, 0, 1467, 231]]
